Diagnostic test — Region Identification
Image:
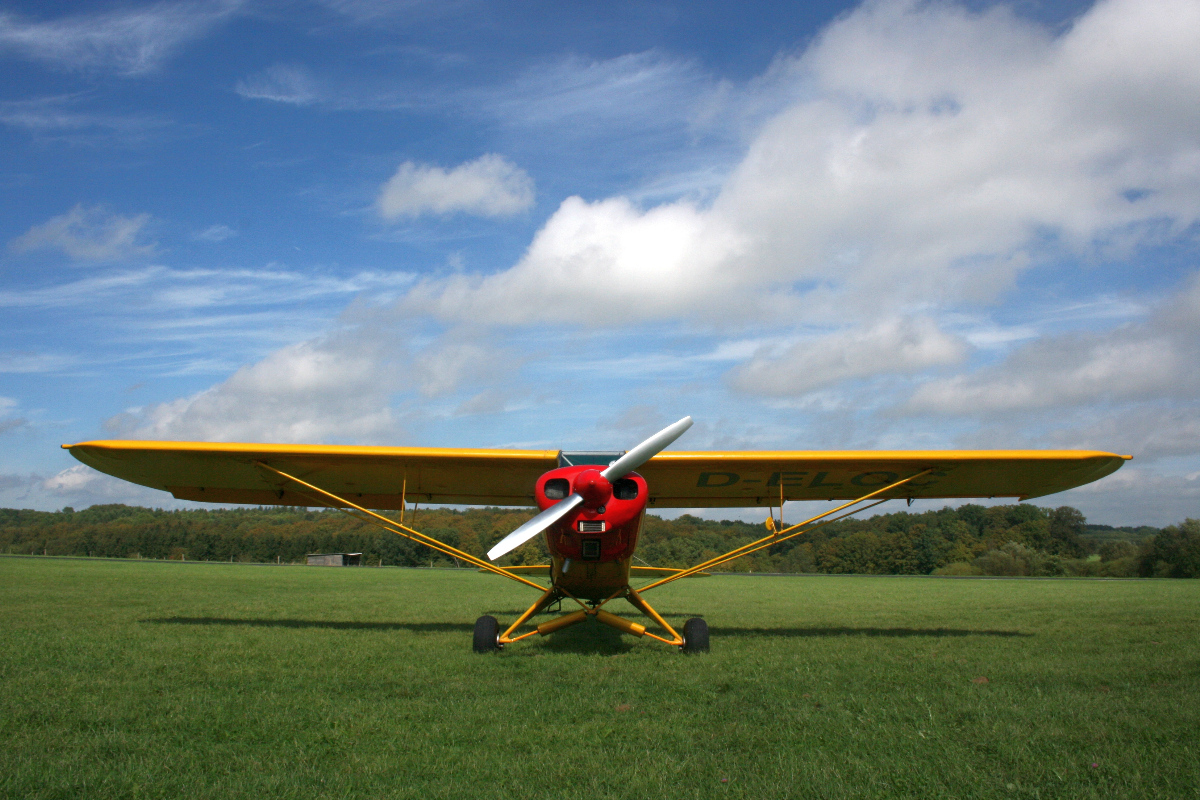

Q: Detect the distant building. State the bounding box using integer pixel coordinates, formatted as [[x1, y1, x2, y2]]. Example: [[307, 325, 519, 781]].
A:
[[306, 553, 362, 566]]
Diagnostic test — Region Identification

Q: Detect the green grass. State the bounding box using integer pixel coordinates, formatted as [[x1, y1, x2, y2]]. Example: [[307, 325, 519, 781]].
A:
[[1, 558, 1197, 800]]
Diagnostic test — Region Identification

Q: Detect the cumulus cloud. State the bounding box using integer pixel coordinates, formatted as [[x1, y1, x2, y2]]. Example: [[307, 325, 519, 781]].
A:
[[235, 64, 324, 105], [104, 331, 404, 443], [711, 0, 1200, 300], [10, 205, 155, 262], [0, 1, 242, 76], [728, 317, 969, 396], [908, 272, 1200, 414], [43, 464, 105, 493], [403, 195, 744, 324], [100, 324, 512, 443], [41, 464, 184, 507], [411, 341, 517, 398], [403, 0, 1200, 326], [377, 154, 534, 219]]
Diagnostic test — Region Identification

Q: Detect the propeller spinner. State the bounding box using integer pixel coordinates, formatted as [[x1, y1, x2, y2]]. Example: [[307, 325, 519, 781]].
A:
[[485, 416, 693, 561]]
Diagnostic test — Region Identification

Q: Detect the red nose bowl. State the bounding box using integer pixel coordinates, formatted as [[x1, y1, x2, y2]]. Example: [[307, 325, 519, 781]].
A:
[[573, 469, 612, 508]]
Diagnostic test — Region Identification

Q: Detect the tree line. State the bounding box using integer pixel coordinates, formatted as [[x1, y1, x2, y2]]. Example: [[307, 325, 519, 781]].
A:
[[1, 502, 1196, 578]]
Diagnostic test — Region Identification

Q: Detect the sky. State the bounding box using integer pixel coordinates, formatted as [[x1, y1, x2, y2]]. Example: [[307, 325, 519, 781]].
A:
[[2, 0, 1198, 526]]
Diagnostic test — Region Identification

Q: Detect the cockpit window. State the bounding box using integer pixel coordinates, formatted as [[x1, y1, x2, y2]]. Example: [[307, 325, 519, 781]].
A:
[[558, 451, 624, 468]]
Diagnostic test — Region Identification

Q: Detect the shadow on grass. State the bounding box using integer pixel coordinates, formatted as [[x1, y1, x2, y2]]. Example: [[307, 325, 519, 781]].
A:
[[142, 618, 1026, 645], [483, 609, 709, 618], [714, 626, 1032, 638], [142, 617, 472, 632], [533, 619, 637, 655]]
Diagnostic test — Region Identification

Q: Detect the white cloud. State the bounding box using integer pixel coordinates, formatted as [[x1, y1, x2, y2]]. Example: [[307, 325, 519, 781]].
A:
[[0, 352, 76, 374], [235, 64, 324, 105], [43, 464, 103, 493], [0, 1, 243, 76], [105, 331, 404, 443], [0, 96, 171, 145], [193, 224, 236, 242], [403, 194, 744, 324], [908, 334, 1185, 413], [728, 317, 968, 396], [9, 205, 155, 262], [412, 341, 515, 398], [0, 265, 410, 311], [485, 51, 710, 136], [102, 321, 519, 443], [377, 154, 535, 219], [1052, 408, 1200, 462], [41, 464, 187, 507], [401, 0, 1200, 327], [908, 272, 1200, 414]]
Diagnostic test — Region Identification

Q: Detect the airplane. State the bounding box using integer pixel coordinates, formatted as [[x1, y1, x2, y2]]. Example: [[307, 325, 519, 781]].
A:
[[64, 417, 1130, 653]]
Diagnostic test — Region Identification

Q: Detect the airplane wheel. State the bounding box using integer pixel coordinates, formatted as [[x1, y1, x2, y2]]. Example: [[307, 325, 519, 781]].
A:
[[473, 615, 500, 652], [681, 617, 709, 653]]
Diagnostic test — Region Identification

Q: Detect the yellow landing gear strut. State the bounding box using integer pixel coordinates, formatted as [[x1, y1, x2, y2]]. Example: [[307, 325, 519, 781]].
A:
[[253, 460, 931, 655], [488, 583, 700, 653]]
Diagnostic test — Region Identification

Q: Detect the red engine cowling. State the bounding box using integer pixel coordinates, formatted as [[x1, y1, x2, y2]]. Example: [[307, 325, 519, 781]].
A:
[[534, 465, 648, 566]]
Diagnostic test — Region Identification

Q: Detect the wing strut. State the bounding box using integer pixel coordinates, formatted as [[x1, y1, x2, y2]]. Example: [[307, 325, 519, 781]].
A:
[[637, 468, 933, 593], [253, 461, 546, 592]]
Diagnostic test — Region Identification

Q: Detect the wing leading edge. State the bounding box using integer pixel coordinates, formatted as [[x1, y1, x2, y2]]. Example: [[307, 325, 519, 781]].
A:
[[64, 440, 1130, 509]]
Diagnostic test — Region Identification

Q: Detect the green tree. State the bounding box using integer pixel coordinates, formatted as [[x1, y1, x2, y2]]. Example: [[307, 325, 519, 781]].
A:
[[1139, 520, 1200, 578], [1047, 506, 1090, 558]]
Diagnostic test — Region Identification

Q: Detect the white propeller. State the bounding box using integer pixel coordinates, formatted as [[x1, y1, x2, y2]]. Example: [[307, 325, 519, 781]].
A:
[[486, 416, 693, 561]]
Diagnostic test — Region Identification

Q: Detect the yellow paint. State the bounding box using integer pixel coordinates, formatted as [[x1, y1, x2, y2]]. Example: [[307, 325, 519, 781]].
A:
[[550, 555, 632, 601], [64, 439, 1131, 509], [595, 610, 646, 637], [536, 610, 588, 636]]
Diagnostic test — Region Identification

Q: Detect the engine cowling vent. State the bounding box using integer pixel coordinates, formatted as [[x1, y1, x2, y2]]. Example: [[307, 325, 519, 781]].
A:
[[577, 520, 606, 533]]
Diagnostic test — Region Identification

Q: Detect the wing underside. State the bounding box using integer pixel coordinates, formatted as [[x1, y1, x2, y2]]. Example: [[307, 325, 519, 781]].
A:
[[64, 440, 1130, 509]]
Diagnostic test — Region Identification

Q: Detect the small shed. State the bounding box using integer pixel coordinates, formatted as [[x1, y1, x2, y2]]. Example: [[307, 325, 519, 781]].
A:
[[306, 553, 362, 566]]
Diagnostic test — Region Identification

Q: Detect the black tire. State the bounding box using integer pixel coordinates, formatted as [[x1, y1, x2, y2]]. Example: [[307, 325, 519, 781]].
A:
[[681, 617, 709, 653], [472, 615, 500, 653]]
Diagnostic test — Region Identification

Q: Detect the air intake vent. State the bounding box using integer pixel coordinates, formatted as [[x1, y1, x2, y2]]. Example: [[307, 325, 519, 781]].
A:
[[577, 520, 606, 533]]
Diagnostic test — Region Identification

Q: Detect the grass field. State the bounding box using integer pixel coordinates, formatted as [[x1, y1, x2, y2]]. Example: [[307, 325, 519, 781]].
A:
[[1, 557, 1197, 800]]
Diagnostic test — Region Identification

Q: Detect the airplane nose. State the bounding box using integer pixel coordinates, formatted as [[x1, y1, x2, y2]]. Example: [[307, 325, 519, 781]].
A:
[[573, 469, 612, 509]]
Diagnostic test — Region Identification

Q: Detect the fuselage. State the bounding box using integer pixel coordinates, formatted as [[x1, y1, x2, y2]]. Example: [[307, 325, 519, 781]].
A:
[[533, 464, 649, 601]]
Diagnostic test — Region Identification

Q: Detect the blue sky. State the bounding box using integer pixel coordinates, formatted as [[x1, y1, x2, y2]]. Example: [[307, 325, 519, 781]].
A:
[[2, 0, 1198, 525]]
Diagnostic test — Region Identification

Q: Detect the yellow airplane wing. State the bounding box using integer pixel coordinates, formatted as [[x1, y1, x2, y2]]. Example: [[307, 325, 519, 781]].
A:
[[64, 440, 558, 508], [637, 450, 1130, 506], [63, 440, 1130, 509]]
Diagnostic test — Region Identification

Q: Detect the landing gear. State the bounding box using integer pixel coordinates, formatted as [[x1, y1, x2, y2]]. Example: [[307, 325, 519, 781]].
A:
[[681, 617, 709, 653], [472, 615, 500, 652]]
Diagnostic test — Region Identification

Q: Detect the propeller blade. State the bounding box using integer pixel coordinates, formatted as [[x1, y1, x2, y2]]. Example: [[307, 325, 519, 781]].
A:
[[600, 416, 693, 481], [487, 493, 584, 561], [487, 416, 693, 562]]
